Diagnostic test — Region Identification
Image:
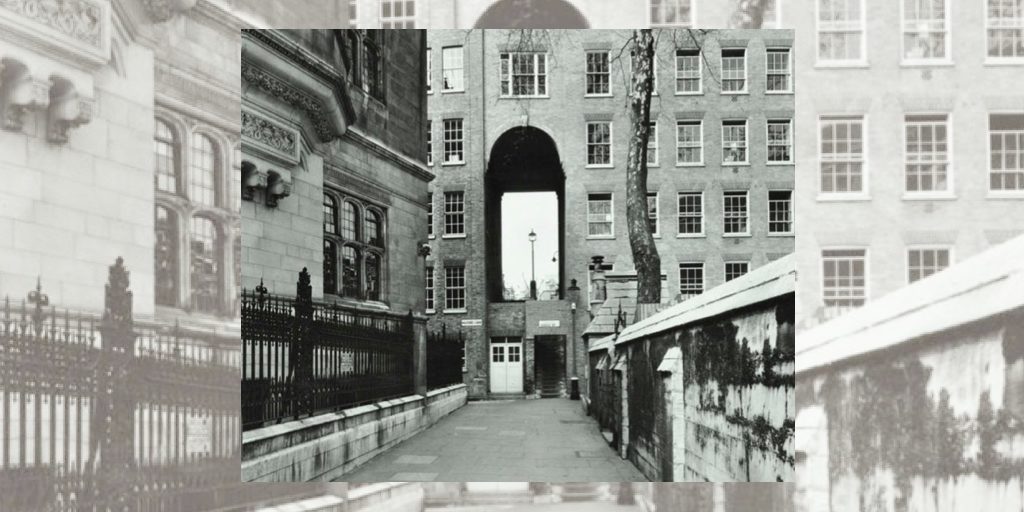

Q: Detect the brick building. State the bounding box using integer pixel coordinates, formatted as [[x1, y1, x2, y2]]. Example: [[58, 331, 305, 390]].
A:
[[791, 0, 1024, 328], [348, 0, 787, 30], [425, 29, 795, 399]]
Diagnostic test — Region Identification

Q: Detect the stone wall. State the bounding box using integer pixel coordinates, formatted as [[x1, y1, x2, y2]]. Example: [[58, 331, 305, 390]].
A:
[[796, 313, 1024, 512], [242, 384, 468, 482]]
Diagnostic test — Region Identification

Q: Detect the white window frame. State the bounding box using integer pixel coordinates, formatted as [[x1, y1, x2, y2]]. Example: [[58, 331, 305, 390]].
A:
[[767, 190, 794, 235], [442, 118, 464, 165], [678, 262, 705, 300], [649, 0, 696, 28], [500, 52, 550, 98], [765, 48, 793, 93], [425, 266, 435, 313], [676, 191, 704, 238], [676, 120, 703, 166], [443, 265, 467, 313], [821, 247, 869, 316], [988, 111, 1024, 196], [722, 119, 749, 165], [647, 192, 660, 237], [815, 0, 868, 67], [762, 0, 783, 28], [587, 193, 615, 239], [818, 114, 870, 200], [647, 121, 659, 167], [720, 48, 748, 94], [984, 0, 1024, 63], [586, 121, 614, 168], [900, 0, 953, 65], [674, 48, 702, 95], [426, 119, 433, 167], [426, 47, 433, 94], [767, 119, 793, 164], [585, 50, 613, 97], [903, 113, 954, 198], [722, 190, 750, 237], [906, 245, 954, 285], [427, 191, 434, 239], [379, 0, 416, 28], [442, 190, 466, 238], [442, 46, 465, 93], [725, 261, 750, 282]]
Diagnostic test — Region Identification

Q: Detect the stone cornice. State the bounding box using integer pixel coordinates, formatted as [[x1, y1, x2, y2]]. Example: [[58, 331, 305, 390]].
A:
[[343, 127, 435, 184]]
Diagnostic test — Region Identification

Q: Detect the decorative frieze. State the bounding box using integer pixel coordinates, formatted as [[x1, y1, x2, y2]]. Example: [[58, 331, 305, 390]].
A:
[[241, 61, 334, 142], [0, 0, 110, 70], [241, 108, 299, 164], [0, 0, 104, 48], [141, 0, 197, 22]]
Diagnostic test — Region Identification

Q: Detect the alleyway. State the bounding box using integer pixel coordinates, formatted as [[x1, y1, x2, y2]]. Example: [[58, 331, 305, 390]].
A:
[[340, 399, 647, 482]]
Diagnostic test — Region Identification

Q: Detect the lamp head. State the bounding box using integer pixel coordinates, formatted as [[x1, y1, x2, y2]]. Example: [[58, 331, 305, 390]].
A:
[[528, 229, 537, 242]]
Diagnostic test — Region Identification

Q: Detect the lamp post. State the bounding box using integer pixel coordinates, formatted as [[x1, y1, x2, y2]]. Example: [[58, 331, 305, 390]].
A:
[[528, 229, 537, 300]]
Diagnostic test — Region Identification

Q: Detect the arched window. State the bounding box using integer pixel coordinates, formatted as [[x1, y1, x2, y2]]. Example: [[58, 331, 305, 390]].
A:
[[324, 194, 337, 234], [155, 206, 178, 306], [190, 216, 220, 314], [191, 134, 217, 207], [341, 246, 361, 298], [324, 240, 337, 294], [341, 201, 359, 240], [365, 252, 381, 301], [155, 119, 178, 194], [365, 209, 382, 246]]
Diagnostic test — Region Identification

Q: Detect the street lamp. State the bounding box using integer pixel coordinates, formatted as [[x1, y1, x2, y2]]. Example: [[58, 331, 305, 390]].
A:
[[528, 229, 537, 300]]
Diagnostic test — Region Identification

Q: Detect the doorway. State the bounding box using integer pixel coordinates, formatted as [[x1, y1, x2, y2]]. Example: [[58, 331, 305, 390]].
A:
[[489, 337, 523, 394], [535, 335, 565, 398]]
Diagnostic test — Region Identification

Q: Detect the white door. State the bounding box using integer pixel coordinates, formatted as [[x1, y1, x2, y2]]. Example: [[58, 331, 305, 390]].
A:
[[489, 340, 523, 393]]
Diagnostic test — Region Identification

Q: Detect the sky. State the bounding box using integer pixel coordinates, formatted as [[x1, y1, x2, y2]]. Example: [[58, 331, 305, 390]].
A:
[[501, 192, 559, 298]]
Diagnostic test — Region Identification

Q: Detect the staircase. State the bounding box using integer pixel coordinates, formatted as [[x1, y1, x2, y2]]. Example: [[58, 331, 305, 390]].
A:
[[537, 367, 562, 398]]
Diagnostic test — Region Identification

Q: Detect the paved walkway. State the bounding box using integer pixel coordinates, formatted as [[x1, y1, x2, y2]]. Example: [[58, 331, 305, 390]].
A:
[[426, 502, 644, 512], [339, 398, 647, 482]]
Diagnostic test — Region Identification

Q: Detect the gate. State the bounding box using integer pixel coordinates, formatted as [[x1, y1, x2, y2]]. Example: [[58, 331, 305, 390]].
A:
[[0, 257, 305, 511]]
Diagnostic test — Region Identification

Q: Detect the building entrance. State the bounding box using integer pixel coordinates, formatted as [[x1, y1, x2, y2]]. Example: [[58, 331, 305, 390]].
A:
[[535, 335, 566, 398], [489, 337, 523, 393]]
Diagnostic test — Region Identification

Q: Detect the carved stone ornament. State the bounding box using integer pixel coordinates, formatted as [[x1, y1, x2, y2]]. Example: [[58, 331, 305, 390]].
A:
[[265, 170, 292, 208], [140, 0, 197, 22], [241, 109, 298, 161], [46, 77, 93, 143], [0, 61, 49, 131], [241, 61, 334, 142], [0, 0, 104, 47]]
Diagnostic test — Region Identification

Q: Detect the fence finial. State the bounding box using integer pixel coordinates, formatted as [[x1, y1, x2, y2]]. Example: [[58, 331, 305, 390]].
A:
[[103, 256, 133, 334], [255, 278, 268, 307], [28, 275, 50, 335]]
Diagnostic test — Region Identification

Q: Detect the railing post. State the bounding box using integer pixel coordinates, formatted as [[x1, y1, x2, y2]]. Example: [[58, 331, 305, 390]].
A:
[[292, 268, 314, 420], [411, 311, 427, 397]]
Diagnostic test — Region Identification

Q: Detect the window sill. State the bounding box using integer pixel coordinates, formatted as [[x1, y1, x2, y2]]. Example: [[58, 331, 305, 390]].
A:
[[720, 91, 750, 96], [766, 161, 794, 166], [899, 59, 954, 68], [444, 308, 468, 315], [441, 161, 465, 167], [428, 234, 436, 239], [814, 61, 870, 69], [499, 95, 551, 99], [765, 90, 793, 95], [817, 194, 871, 202], [722, 162, 751, 167], [584, 93, 614, 98], [586, 235, 616, 240], [652, 234, 661, 239], [441, 89, 465, 94], [676, 234, 706, 239], [768, 232, 794, 237], [674, 91, 703, 96], [723, 233, 752, 238], [901, 193, 956, 201], [426, 309, 435, 314], [676, 163, 705, 168], [586, 164, 615, 169], [647, 162, 660, 168], [442, 234, 467, 239], [983, 58, 1024, 67], [986, 191, 1024, 199]]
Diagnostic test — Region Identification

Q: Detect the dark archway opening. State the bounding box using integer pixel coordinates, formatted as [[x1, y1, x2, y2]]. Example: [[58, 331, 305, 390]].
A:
[[486, 126, 565, 302], [474, 0, 590, 29]]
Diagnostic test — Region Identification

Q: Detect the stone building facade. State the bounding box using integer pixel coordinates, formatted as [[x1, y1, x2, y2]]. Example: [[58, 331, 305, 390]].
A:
[[425, 29, 794, 399], [240, 29, 431, 314]]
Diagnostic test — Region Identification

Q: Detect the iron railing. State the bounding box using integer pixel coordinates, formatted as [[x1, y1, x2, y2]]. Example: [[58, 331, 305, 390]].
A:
[[241, 268, 415, 430], [0, 258, 246, 512], [427, 325, 464, 390]]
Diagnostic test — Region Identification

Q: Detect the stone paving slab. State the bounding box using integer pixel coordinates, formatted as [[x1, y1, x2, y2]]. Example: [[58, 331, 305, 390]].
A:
[[426, 503, 643, 512], [338, 398, 647, 482]]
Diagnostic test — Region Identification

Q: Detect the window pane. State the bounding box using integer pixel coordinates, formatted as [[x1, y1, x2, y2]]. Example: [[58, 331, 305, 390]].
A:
[[155, 120, 177, 194], [190, 216, 219, 314], [155, 206, 178, 307], [190, 134, 217, 206]]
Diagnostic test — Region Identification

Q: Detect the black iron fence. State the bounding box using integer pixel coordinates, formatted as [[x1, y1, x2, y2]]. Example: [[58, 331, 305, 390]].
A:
[[241, 268, 415, 430], [0, 257, 252, 512], [427, 325, 464, 390]]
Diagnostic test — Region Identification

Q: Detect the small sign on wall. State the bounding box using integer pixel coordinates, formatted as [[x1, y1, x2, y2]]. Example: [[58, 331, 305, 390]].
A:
[[186, 416, 211, 455], [462, 319, 483, 327], [538, 320, 560, 328], [340, 352, 354, 372]]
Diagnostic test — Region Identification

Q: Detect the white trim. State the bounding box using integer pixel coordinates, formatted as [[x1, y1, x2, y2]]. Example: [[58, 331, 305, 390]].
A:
[[647, 120, 659, 167], [587, 192, 615, 238], [899, 0, 953, 66], [426, 46, 433, 94], [722, 190, 750, 237], [719, 47, 748, 95], [721, 118, 749, 165], [983, 0, 1024, 64], [986, 110, 1024, 195], [675, 119, 704, 166], [676, 190, 704, 237], [766, 118, 793, 164], [585, 120, 615, 168], [817, 113, 869, 198], [902, 111, 954, 197], [673, 48, 703, 95], [767, 189, 795, 235], [820, 246, 870, 314], [499, 52, 551, 99], [584, 50, 614, 98], [677, 261, 705, 299], [647, 0, 697, 28], [814, 0, 869, 67], [441, 46, 465, 93], [647, 191, 660, 237], [765, 47, 794, 94]]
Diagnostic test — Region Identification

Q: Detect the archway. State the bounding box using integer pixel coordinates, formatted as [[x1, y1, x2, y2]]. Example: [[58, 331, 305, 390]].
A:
[[474, 0, 590, 29], [485, 126, 565, 302]]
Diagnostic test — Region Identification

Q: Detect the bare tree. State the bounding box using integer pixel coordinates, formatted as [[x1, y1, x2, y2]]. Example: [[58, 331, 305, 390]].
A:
[[729, 0, 772, 28], [624, 30, 661, 317]]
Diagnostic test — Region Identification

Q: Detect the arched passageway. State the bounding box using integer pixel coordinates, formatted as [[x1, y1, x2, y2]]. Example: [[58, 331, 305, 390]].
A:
[[474, 0, 590, 29]]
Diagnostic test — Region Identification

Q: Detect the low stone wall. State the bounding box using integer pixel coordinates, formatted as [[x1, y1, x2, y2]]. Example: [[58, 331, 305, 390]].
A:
[[348, 483, 425, 512], [241, 384, 468, 482]]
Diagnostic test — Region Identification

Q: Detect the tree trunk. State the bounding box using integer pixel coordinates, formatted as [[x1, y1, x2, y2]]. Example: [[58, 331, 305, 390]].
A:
[[625, 29, 661, 310]]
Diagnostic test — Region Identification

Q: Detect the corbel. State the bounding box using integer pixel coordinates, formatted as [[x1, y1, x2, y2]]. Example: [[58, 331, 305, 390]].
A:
[[1, 59, 49, 132], [265, 170, 292, 208], [46, 77, 93, 144]]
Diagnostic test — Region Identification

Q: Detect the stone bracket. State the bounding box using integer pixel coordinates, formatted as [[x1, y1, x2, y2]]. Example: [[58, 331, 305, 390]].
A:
[[265, 169, 292, 208]]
